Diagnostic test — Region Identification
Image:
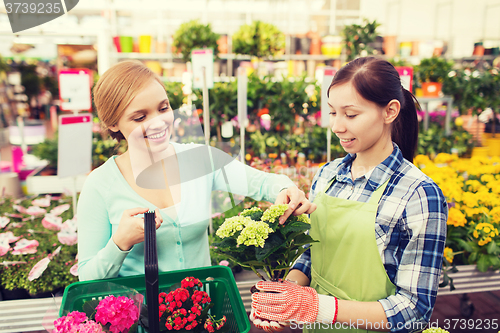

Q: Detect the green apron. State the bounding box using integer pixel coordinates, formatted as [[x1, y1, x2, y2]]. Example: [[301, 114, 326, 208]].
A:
[[305, 178, 396, 333]]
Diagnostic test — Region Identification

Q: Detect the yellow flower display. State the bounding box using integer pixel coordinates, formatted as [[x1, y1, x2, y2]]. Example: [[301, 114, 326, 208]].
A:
[[447, 207, 467, 227], [417, 154, 500, 271], [443, 247, 454, 264], [473, 223, 499, 247]]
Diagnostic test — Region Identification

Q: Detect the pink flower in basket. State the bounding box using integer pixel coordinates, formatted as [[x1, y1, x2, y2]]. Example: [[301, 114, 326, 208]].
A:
[[12, 238, 39, 255], [54, 311, 87, 333], [95, 295, 139, 333], [78, 320, 104, 333], [42, 214, 63, 231]]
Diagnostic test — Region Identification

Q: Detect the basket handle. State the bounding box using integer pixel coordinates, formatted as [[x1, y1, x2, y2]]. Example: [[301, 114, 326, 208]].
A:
[[144, 211, 159, 333]]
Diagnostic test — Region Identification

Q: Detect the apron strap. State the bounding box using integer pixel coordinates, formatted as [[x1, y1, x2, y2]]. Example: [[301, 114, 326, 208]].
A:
[[368, 179, 390, 205], [323, 176, 389, 205]]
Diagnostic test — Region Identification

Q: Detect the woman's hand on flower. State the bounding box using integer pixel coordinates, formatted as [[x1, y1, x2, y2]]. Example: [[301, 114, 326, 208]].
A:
[[275, 186, 316, 224], [112, 207, 163, 251], [251, 280, 319, 323]]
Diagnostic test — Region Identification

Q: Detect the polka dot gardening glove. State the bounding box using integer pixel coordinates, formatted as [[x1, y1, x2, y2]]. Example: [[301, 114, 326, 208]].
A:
[[251, 280, 320, 323]]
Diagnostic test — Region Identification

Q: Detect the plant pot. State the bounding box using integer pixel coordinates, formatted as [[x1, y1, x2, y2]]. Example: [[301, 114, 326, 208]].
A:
[[139, 35, 152, 53], [471, 146, 490, 158], [486, 137, 500, 156], [421, 82, 442, 97], [120, 36, 134, 53]]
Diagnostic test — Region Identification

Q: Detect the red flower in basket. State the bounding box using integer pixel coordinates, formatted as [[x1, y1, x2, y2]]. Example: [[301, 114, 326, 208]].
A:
[[157, 277, 226, 332]]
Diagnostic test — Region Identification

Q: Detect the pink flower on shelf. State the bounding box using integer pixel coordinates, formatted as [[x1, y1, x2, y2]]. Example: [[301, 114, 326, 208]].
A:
[[25, 206, 47, 216], [95, 295, 139, 333], [0, 216, 10, 228], [70, 262, 78, 276], [28, 257, 50, 281], [0, 231, 21, 243], [78, 320, 104, 333], [57, 218, 77, 245], [13, 205, 27, 214], [53, 311, 87, 333], [58, 233, 77, 246], [5, 213, 23, 219], [31, 195, 52, 207], [42, 214, 63, 231], [12, 239, 39, 255], [0, 238, 9, 256], [50, 204, 71, 216]]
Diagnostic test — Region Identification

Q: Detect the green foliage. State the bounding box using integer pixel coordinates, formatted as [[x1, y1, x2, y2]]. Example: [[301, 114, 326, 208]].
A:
[[0, 195, 78, 294], [164, 81, 184, 110], [172, 20, 220, 63], [415, 56, 454, 83], [443, 68, 500, 115], [42, 75, 59, 97], [342, 18, 381, 61], [0, 55, 9, 73], [18, 63, 41, 100], [417, 123, 474, 158], [31, 134, 58, 168], [232, 21, 285, 58]]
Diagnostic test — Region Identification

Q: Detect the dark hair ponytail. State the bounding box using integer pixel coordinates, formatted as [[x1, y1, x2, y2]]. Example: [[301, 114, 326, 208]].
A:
[[393, 87, 420, 161], [327, 57, 420, 162]]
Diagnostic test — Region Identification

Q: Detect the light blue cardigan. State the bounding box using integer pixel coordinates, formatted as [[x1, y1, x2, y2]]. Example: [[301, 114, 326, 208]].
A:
[[77, 142, 295, 281]]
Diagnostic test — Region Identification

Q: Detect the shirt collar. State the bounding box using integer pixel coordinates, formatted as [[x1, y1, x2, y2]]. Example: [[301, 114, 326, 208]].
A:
[[333, 143, 404, 191]]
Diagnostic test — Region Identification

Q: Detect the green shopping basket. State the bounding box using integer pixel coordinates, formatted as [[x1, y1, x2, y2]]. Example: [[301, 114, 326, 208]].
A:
[[59, 265, 250, 333]]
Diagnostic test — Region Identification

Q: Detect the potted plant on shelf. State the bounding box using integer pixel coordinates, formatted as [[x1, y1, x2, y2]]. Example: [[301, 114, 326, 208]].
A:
[[172, 20, 220, 63], [415, 56, 454, 97], [342, 18, 381, 61], [232, 20, 285, 60]]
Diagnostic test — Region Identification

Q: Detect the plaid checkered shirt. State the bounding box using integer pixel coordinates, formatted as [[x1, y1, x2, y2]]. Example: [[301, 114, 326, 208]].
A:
[[292, 144, 448, 332]]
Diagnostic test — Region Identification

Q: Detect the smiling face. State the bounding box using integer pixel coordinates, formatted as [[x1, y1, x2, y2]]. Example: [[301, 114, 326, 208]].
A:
[[109, 79, 174, 154], [328, 82, 393, 158]]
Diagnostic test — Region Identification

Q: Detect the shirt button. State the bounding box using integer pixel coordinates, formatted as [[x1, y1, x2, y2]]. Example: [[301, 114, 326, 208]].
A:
[[179, 258, 183, 262], [177, 241, 181, 245]]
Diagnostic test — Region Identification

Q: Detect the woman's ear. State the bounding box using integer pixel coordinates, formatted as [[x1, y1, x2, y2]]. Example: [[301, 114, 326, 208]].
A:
[[108, 124, 119, 132], [384, 99, 400, 124]]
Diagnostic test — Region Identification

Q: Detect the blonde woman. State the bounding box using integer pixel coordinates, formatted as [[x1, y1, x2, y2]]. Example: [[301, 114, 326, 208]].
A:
[[77, 60, 316, 281]]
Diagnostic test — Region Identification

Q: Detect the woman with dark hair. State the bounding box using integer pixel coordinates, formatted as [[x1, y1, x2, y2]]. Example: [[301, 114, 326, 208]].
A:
[[250, 57, 448, 332]]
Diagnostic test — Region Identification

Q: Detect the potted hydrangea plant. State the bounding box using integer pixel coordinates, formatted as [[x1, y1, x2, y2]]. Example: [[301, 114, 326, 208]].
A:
[[212, 204, 317, 281]]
